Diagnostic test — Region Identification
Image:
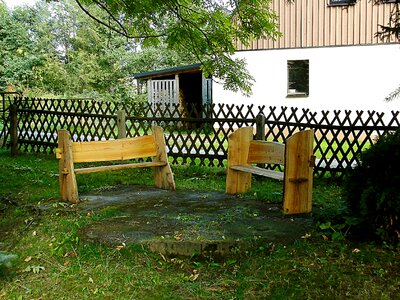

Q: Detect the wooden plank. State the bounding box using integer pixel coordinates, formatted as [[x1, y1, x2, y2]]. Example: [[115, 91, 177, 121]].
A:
[[301, 0, 307, 47], [353, 1, 360, 45], [57, 130, 79, 204], [74, 161, 166, 174], [230, 165, 284, 181], [290, 0, 296, 48], [324, 0, 330, 46], [318, 0, 324, 46], [307, 0, 313, 47], [283, 129, 314, 214], [366, 0, 372, 44], [247, 141, 285, 165], [342, 5, 348, 45], [71, 135, 157, 163], [226, 127, 253, 194]]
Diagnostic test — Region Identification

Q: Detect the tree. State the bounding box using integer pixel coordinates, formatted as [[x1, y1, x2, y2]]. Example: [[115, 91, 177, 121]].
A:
[[73, 0, 281, 96], [373, 0, 400, 102], [0, 3, 42, 90]]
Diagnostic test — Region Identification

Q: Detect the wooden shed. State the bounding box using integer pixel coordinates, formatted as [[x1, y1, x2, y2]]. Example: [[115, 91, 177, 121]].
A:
[[133, 64, 212, 117]]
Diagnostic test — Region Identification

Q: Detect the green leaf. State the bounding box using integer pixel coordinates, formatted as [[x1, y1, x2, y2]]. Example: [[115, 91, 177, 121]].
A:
[[319, 222, 331, 230], [331, 232, 344, 241]]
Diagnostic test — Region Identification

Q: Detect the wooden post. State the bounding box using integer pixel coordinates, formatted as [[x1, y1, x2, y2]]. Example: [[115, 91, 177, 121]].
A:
[[152, 126, 176, 190], [10, 104, 18, 156], [226, 127, 253, 194], [117, 110, 127, 139], [255, 113, 265, 141], [255, 113, 266, 168], [283, 129, 314, 214], [57, 130, 79, 203]]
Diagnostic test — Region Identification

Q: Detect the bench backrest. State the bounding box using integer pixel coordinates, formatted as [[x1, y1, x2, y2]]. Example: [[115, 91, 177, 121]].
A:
[[69, 135, 158, 163], [247, 141, 285, 165]]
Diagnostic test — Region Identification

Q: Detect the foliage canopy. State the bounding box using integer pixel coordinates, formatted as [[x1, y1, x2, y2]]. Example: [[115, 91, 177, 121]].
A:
[[74, 0, 281, 96]]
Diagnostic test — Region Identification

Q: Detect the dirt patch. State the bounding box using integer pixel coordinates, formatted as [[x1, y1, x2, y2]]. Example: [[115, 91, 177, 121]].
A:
[[78, 186, 313, 257]]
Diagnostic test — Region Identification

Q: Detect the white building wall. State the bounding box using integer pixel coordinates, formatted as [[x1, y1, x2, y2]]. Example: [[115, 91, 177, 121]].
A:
[[214, 44, 400, 113]]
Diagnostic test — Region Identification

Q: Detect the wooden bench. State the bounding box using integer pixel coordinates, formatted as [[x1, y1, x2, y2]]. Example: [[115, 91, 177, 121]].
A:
[[56, 126, 176, 204], [226, 127, 315, 214]]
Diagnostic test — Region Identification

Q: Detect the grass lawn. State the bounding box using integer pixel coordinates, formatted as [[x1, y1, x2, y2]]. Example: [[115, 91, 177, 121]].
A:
[[0, 149, 399, 299]]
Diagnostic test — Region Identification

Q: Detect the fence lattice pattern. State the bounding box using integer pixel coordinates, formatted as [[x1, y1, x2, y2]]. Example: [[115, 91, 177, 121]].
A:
[[2, 97, 399, 177]]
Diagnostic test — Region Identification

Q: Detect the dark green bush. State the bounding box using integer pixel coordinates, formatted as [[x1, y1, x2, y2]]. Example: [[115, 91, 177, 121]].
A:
[[343, 129, 400, 246]]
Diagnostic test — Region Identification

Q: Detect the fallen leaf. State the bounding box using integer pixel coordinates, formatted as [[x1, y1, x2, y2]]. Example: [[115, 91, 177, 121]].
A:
[[24, 256, 32, 262], [207, 286, 223, 292], [160, 253, 167, 262], [63, 261, 70, 267], [174, 233, 183, 240], [322, 235, 329, 241], [170, 258, 183, 264], [189, 273, 199, 281]]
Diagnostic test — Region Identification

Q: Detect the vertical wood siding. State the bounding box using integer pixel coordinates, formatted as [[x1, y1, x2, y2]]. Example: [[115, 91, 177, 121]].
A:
[[237, 0, 398, 51]]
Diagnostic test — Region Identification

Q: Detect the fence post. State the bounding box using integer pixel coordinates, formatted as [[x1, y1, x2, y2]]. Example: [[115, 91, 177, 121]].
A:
[[10, 103, 18, 156], [255, 113, 265, 140], [117, 110, 126, 139]]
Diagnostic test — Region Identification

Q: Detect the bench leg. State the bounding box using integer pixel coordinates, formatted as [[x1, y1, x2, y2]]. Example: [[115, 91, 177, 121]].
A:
[[152, 126, 176, 190], [226, 127, 253, 195], [154, 165, 176, 190], [283, 129, 314, 214], [58, 130, 79, 203], [226, 169, 252, 194]]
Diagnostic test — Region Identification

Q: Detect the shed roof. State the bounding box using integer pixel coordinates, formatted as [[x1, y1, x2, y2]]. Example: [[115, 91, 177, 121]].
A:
[[133, 63, 201, 80]]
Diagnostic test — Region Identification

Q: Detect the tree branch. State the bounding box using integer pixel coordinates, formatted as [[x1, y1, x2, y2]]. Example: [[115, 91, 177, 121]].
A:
[[74, 0, 166, 39]]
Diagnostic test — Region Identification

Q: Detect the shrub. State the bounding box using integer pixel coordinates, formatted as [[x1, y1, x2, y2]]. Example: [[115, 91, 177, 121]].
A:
[[343, 129, 400, 246]]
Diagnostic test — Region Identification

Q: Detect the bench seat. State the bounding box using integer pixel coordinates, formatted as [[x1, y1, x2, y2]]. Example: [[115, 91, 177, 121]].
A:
[[230, 165, 284, 181]]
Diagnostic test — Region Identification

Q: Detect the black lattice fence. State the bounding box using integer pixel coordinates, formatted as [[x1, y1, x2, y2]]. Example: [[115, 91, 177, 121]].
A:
[[10, 98, 122, 153], [3, 97, 400, 177]]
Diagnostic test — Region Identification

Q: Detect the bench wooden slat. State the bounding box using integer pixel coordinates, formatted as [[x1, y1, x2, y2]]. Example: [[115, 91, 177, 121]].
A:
[[71, 135, 157, 163], [248, 141, 285, 165], [230, 165, 284, 181], [74, 161, 167, 174]]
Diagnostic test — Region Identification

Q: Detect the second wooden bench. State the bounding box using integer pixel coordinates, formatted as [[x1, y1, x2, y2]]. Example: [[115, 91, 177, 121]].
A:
[[226, 127, 315, 214]]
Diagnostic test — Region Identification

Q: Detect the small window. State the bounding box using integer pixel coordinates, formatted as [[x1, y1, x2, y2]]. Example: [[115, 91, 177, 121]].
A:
[[287, 60, 309, 97], [328, 0, 357, 6]]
